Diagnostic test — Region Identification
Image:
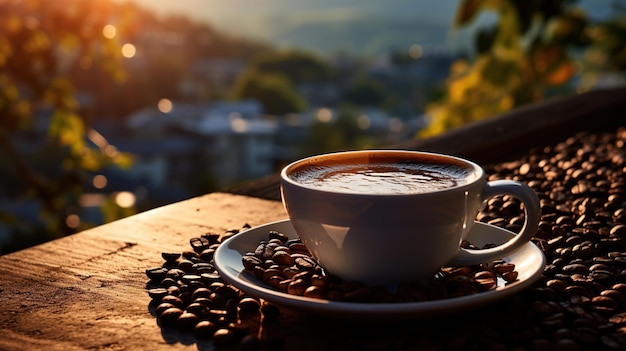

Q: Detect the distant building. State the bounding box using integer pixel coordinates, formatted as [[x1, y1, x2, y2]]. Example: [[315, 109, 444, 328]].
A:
[[122, 100, 277, 195]]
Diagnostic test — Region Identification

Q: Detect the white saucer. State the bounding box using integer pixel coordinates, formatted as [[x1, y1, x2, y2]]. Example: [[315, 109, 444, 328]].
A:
[[214, 219, 546, 319]]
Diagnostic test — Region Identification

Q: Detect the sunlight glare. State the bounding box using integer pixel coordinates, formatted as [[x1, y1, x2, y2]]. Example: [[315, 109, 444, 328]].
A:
[[121, 43, 136, 58], [102, 24, 117, 39]]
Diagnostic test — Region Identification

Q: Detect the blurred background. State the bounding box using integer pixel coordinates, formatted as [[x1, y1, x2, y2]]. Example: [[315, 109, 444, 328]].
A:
[[1, 0, 625, 254]]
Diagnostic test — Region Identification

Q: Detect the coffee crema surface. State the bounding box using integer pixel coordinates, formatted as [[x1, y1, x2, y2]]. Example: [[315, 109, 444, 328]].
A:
[[288, 161, 477, 195]]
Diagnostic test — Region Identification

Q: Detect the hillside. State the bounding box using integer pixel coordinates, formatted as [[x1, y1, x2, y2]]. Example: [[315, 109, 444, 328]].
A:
[[127, 0, 617, 56]]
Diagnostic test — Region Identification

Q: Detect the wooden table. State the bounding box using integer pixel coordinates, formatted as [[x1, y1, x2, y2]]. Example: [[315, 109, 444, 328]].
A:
[[0, 193, 516, 350], [2, 88, 626, 350], [0, 193, 287, 350], [0, 192, 557, 351]]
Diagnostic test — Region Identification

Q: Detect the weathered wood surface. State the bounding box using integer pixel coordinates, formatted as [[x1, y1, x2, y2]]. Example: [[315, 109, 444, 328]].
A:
[[0, 193, 287, 351], [0, 193, 527, 351]]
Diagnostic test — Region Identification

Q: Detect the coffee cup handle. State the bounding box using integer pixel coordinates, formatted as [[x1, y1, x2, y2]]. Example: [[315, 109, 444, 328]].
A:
[[447, 180, 541, 266]]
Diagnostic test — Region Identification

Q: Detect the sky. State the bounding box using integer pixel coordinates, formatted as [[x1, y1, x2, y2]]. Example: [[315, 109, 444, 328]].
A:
[[120, 0, 461, 36], [122, 0, 616, 27], [122, 0, 459, 22], [117, 0, 619, 59]]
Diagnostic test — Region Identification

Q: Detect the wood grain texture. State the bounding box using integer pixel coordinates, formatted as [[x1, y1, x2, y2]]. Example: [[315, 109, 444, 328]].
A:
[[0, 193, 286, 351]]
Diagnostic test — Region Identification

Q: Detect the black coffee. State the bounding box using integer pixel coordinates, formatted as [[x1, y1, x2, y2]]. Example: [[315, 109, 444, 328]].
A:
[[288, 155, 477, 195]]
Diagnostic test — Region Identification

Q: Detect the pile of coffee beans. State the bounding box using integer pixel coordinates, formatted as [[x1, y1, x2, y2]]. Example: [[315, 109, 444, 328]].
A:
[[145, 128, 626, 350], [145, 225, 282, 349], [242, 230, 519, 303], [473, 129, 626, 350]]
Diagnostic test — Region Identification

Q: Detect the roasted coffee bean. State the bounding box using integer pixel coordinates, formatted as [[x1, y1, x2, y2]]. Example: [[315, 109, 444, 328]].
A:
[[272, 250, 295, 266], [502, 271, 519, 282], [546, 279, 568, 292], [189, 236, 210, 253], [194, 320, 216, 339], [238, 297, 261, 312], [161, 252, 181, 263], [262, 268, 283, 283], [160, 295, 185, 308], [165, 268, 185, 279], [200, 272, 221, 285], [158, 307, 183, 327], [553, 338, 581, 351], [288, 242, 309, 253], [287, 279, 308, 296], [199, 248, 215, 261], [294, 256, 317, 271], [177, 259, 194, 272], [159, 277, 177, 287], [601, 333, 626, 349], [242, 255, 263, 271], [147, 128, 626, 348], [268, 230, 289, 243], [228, 322, 251, 338], [213, 328, 237, 346], [176, 311, 200, 330], [201, 231, 221, 243], [185, 302, 208, 317], [241, 231, 521, 303], [147, 287, 168, 300], [592, 295, 619, 310], [602, 290, 626, 306], [146, 267, 168, 281], [155, 302, 176, 317]]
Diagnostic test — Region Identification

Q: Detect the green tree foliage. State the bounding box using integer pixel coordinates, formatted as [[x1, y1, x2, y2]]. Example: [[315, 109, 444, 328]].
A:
[[230, 69, 307, 115], [343, 77, 388, 107], [252, 50, 335, 84], [581, 8, 626, 89], [301, 105, 381, 156], [229, 50, 335, 114], [0, 0, 133, 253], [0, 0, 273, 254], [420, 0, 590, 137]]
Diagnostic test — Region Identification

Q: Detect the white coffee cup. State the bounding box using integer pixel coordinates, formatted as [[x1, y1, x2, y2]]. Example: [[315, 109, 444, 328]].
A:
[[280, 150, 541, 286]]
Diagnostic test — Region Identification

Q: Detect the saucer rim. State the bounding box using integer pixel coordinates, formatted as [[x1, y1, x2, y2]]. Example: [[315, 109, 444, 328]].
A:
[[214, 219, 546, 319]]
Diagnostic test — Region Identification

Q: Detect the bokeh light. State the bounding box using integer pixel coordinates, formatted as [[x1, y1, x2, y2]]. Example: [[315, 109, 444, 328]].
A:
[[229, 112, 247, 133], [409, 44, 423, 60], [158, 98, 173, 113], [93, 174, 107, 189], [115, 191, 136, 208], [356, 115, 371, 130], [102, 24, 117, 39], [121, 43, 136, 58], [66, 214, 80, 229], [316, 108, 333, 123]]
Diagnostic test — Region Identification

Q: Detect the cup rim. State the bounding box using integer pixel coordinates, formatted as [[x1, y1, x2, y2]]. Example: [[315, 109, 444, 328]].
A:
[[280, 149, 485, 197]]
